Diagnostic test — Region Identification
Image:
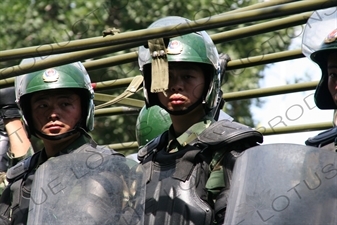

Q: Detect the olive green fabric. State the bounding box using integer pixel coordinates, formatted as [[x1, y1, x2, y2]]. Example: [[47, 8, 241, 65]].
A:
[[0, 172, 7, 196], [8, 147, 34, 168], [166, 116, 213, 153], [164, 115, 225, 195], [148, 38, 169, 94]]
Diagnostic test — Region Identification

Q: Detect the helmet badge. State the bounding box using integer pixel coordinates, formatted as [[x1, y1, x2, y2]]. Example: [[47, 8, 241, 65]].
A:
[[43, 68, 59, 82], [167, 40, 183, 55], [325, 28, 337, 43]]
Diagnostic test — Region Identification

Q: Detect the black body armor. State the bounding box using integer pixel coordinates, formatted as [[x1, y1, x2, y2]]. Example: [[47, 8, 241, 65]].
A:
[[138, 119, 263, 225], [305, 127, 337, 151], [0, 142, 123, 225]]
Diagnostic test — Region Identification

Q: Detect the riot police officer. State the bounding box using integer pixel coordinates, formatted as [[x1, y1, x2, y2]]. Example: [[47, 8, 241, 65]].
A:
[[0, 87, 33, 195], [0, 62, 132, 225], [137, 16, 263, 225], [303, 8, 337, 151]]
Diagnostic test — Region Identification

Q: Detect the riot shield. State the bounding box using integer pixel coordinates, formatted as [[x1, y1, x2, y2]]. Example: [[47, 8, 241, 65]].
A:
[[27, 152, 145, 225], [224, 143, 337, 225]]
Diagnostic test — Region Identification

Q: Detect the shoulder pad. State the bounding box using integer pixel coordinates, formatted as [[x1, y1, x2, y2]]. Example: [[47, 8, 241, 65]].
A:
[[137, 132, 167, 162], [197, 119, 263, 148], [305, 127, 337, 147], [6, 151, 40, 182]]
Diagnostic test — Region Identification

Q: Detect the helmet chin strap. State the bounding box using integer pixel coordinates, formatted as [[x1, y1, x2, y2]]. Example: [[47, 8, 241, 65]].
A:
[[33, 123, 83, 141], [159, 98, 204, 116]]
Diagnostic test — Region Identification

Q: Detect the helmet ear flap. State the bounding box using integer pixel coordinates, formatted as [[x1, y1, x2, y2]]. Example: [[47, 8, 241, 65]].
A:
[[311, 41, 337, 110], [142, 64, 161, 107], [86, 100, 95, 132], [77, 89, 95, 132], [219, 53, 231, 84], [200, 63, 221, 112], [314, 63, 336, 109]]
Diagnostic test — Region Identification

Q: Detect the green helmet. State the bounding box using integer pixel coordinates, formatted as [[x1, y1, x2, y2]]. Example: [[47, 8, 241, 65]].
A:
[[15, 61, 95, 137], [135, 105, 171, 149], [138, 16, 221, 112], [302, 7, 337, 109], [310, 29, 337, 109]]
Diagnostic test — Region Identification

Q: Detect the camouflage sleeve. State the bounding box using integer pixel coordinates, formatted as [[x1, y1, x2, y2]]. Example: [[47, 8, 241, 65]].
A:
[[119, 161, 145, 225], [206, 141, 260, 224], [0, 172, 7, 196], [205, 150, 228, 197], [7, 146, 34, 168], [206, 149, 236, 225], [0, 147, 34, 196]]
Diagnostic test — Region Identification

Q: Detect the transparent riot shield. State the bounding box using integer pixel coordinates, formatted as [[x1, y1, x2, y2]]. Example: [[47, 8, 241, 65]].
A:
[[27, 152, 145, 225], [224, 143, 337, 225]]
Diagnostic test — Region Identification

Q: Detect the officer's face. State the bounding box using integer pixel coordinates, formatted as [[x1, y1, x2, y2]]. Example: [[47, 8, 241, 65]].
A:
[[158, 62, 205, 112], [327, 51, 337, 105], [30, 90, 82, 136]]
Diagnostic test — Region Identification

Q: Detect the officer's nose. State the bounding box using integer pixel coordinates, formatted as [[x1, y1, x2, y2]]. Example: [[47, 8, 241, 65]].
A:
[[49, 113, 59, 121], [169, 76, 183, 92], [48, 106, 60, 121]]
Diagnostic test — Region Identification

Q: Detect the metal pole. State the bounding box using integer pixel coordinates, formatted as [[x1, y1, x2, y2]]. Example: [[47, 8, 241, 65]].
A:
[[258, 122, 333, 135], [227, 49, 304, 70], [108, 122, 334, 151], [0, 0, 334, 62], [222, 81, 318, 101], [94, 107, 140, 117]]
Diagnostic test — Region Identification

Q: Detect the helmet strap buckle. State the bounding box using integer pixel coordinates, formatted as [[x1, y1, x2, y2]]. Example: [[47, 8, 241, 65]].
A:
[[148, 38, 169, 95]]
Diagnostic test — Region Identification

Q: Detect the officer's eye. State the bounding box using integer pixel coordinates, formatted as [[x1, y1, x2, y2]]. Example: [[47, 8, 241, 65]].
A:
[[328, 71, 337, 78], [36, 103, 48, 108], [182, 74, 193, 79], [61, 101, 73, 107]]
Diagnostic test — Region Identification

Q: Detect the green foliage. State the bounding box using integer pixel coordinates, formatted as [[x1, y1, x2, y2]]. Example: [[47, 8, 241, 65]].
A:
[[0, 0, 294, 153]]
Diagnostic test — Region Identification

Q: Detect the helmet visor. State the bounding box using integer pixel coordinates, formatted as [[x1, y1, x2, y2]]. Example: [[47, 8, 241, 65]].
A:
[[302, 7, 337, 58]]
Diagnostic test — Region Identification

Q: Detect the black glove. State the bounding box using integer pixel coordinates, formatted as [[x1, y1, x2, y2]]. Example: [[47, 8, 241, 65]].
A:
[[219, 53, 231, 84], [0, 86, 21, 120]]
